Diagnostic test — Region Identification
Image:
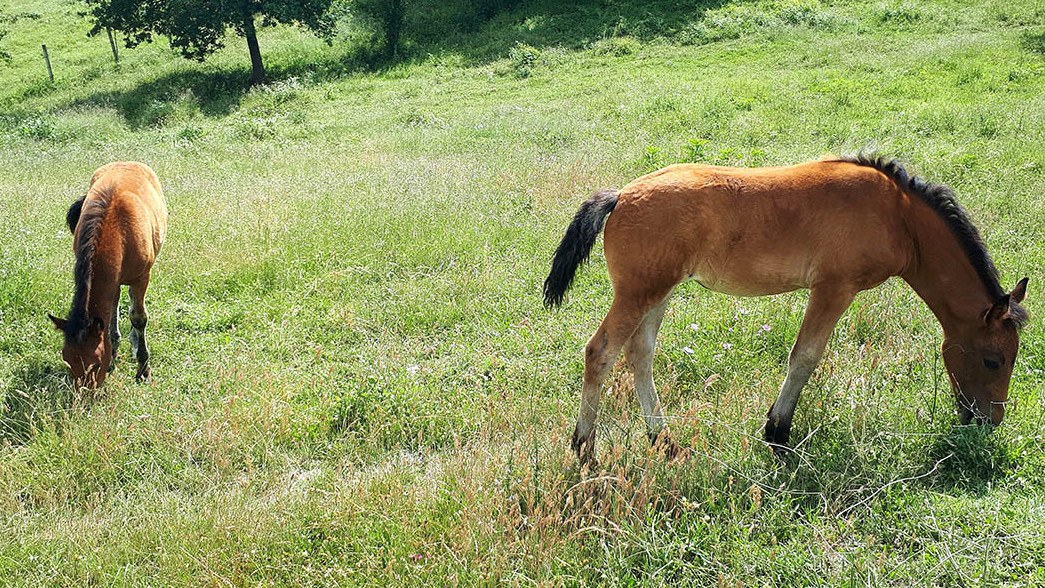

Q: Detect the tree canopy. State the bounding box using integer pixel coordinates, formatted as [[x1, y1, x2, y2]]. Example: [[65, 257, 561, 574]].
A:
[[82, 0, 336, 84]]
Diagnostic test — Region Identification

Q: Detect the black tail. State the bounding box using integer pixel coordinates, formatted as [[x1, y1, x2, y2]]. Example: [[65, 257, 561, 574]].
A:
[[543, 189, 620, 308], [66, 195, 85, 233]]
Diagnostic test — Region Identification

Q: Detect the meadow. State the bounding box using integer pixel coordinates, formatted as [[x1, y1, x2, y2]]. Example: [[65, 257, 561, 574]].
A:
[[1, 0, 1044, 584]]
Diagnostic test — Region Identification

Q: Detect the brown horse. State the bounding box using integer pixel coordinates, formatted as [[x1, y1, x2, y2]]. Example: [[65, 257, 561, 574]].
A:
[[544, 154, 1028, 463], [49, 162, 168, 388]]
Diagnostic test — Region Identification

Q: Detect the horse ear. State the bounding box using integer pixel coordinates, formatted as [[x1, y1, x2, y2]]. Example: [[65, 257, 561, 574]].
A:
[[48, 313, 67, 331], [984, 295, 1012, 325], [1010, 277, 1028, 304]]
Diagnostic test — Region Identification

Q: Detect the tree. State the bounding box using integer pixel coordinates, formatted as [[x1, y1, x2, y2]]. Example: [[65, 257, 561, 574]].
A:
[[82, 0, 336, 84], [353, 0, 405, 59]]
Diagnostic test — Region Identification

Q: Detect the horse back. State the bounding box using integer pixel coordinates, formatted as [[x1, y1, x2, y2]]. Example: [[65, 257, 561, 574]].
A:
[[82, 162, 168, 283], [602, 160, 914, 296]]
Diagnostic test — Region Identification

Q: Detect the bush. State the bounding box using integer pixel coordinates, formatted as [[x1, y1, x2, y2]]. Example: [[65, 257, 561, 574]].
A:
[[590, 36, 641, 57], [507, 41, 541, 77]]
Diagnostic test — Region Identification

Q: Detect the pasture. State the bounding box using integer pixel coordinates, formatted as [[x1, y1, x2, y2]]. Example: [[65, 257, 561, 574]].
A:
[[1, 0, 1044, 584]]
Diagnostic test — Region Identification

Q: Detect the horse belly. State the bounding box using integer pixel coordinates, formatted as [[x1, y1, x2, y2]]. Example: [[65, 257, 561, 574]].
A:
[[684, 256, 811, 297]]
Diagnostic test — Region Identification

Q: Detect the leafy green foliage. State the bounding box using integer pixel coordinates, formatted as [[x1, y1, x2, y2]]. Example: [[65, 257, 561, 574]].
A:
[[352, 0, 406, 57], [81, 0, 336, 82]]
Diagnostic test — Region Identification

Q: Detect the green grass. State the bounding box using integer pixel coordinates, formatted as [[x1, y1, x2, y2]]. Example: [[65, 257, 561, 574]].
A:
[[1, 0, 1044, 584]]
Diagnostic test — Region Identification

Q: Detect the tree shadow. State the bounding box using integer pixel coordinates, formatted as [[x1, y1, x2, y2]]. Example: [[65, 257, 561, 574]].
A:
[[1, 357, 76, 445], [1021, 30, 1045, 55], [35, 0, 744, 128], [415, 0, 740, 64], [58, 41, 393, 128], [67, 68, 253, 130]]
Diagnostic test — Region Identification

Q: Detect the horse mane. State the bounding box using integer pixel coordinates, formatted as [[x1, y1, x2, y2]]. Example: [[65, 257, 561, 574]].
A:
[[839, 153, 1027, 328], [65, 185, 115, 343]]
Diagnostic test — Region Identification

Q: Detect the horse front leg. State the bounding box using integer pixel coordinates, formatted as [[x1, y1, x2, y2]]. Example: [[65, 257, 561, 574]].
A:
[[108, 288, 121, 372], [764, 285, 856, 449], [128, 275, 152, 383]]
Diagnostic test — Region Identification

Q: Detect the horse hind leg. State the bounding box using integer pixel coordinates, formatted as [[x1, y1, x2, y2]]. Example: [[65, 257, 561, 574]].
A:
[[573, 291, 670, 465], [128, 275, 152, 383], [765, 284, 856, 449], [623, 297, 677, 454]]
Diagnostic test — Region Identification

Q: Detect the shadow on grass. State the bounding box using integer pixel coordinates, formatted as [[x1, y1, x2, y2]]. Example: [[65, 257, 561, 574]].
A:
[[30, 0, 738, 128], [413, 0, 739, 63], [68, 68, 254, 130], [1021, 30, 1045, 55], [921, 425, 1012, 494], [1, 357, 76, 445], [54, 41, 395, 129]]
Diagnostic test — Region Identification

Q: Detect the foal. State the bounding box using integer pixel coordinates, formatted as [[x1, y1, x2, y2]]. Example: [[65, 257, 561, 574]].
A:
[[50, 162, 168, 388], [544, 155, 1028, 463]]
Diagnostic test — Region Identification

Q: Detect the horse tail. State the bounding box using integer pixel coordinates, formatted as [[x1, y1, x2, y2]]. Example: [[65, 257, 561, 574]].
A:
[[66, 195, 85, 233], [543, 189, 620, 308]]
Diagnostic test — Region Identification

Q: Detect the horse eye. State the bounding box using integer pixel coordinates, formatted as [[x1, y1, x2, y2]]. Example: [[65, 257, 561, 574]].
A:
[[983, 358, 1001, 370]]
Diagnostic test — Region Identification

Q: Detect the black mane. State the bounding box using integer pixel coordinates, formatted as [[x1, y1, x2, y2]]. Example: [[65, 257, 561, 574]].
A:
[[64, 187, 114, 343], [840, 153, 1026, 327]]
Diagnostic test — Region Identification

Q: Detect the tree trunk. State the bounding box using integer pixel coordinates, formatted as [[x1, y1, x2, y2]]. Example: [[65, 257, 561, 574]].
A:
[[385, 0, 404, 59], [243, 13, 265, 85]]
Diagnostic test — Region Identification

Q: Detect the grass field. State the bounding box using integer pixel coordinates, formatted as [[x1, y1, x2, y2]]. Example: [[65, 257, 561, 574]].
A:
[[1, 0, 1044, 584]]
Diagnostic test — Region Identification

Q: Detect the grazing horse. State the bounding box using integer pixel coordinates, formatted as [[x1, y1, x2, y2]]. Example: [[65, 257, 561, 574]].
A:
[[544, 154, 1028, 463], [49, 162, 168, 388]]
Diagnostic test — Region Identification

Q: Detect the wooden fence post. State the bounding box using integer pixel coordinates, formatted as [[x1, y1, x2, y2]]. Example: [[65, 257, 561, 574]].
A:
[[106, 28, 119, 64], [42, 44, 53, 82]]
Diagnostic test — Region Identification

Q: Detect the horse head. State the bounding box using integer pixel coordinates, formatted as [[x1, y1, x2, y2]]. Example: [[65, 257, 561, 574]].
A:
[[942, 278, 1028, 425], [49, 313, 110, 388]]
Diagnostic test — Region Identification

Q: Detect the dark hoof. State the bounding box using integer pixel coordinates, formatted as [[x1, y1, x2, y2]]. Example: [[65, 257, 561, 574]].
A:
[[571, 424, 596, 467], [763, 416, 792, 449], [650, 429, 688, 462], [135, 364, 151, 383]]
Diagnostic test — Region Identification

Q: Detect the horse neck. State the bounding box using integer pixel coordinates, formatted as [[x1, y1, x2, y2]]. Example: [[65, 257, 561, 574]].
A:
[[85, 262, 119, 324], [900, 203, 992, 335]]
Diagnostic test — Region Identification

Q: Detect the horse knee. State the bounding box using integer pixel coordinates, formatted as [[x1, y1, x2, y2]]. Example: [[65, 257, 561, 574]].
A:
[[130, 312, 148, 331]]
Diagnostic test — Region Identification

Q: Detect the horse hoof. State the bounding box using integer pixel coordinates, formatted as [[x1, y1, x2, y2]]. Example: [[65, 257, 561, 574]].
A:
[[650, 429, 688, 462], [763, 418, 792, 451], [571, 425, 596, 467], [135, 366, 151, 383]]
